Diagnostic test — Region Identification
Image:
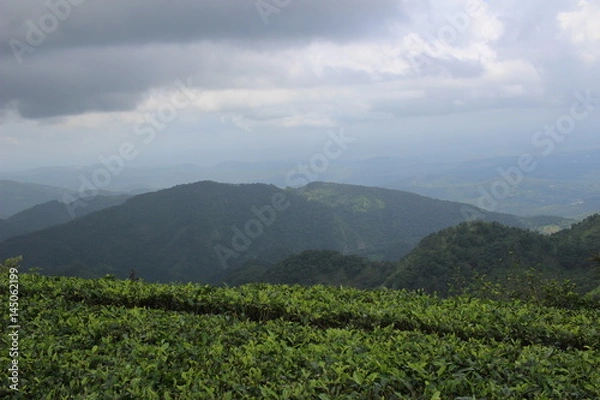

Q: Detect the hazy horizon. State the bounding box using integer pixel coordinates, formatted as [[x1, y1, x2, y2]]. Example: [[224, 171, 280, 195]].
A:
[[2, 0, 599, 172]]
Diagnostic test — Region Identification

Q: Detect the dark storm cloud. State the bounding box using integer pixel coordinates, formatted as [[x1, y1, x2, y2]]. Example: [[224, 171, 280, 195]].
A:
[[2, 0, 406, 51], [0, 0, 407, 119], [0, 45, 190, 118]]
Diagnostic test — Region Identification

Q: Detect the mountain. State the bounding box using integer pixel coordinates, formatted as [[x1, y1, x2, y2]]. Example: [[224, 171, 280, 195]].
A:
[[296, 182, 573, 246], [0, 219, 18, 241], [208, 147, 600, 218], [553, 213, 600, 270], [223, 249, 397, 289], [383, 214, 600, 294], [0, 181, 341, 282], [0, 194, 131, 241], [0, 181, 563, 284], [4, 148, 599, 219], [377, 149, 600, 218], [0, 180, 76, 218], [225, 216, 600, 293]]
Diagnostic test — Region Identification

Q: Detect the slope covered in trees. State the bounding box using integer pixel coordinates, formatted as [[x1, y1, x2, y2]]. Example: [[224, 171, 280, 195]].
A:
[[384, 215, 600, 295], [224, 249, 397, 289], [0, 195, 131, 241], [0, 180, 77, 218], [223, 215, 600, 297], [0, 181, 561, 284]]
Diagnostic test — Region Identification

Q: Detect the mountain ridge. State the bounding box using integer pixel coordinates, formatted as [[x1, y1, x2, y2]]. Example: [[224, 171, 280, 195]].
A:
[[0, 194, 132, 241], [0, 180, 570, 284]]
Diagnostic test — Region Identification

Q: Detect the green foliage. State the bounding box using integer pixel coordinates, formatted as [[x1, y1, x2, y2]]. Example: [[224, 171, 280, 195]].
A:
[[226, 249, 396, 289], [0, 181, 562, 284], [450, 264, 599, 310], [386, 216, 600, 295], [0, 195, 131, 241], [1, 267, 599, 398], [0, 255, 22, 274]]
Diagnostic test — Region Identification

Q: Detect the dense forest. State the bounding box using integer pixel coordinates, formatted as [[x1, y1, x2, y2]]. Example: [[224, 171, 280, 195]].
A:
[[0, 181, 576, 285], [1, 186, 598, 399], [222, 214, 600, 298]]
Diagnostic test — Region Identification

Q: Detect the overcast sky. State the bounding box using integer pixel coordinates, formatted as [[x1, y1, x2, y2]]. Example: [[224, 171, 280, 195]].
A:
[[1, 0, 599, 172]]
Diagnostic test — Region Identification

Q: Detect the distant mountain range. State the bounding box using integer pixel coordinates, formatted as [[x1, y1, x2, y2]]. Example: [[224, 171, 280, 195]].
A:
[[0, 180, 76, 218], [0, 181, 573, 284], [2, 148, 599, 218], [0, 179, 125, 218], [0, 195, 131, 241]]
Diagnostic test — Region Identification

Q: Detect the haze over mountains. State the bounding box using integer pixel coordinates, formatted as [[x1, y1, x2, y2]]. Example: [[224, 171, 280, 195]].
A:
[[225, 214, 600, 294], [0, 180, 78, 219], [0, 180, 573, 283], [2, 2, 600, 396], [1, 134, 599, 297], [0, 194, 131, 241], [0, 176, 597, 296], [2, 140, 598, 293], [2, 147, 599, 219]]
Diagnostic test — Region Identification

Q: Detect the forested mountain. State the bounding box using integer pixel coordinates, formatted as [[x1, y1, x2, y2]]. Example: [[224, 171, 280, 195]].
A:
[[553, 213, 600, 268], [220, 215, 600, 294], [384, 215, 600, 294], [379, 149, 600, 218], [0, 180, 566, 284], [0, 180, 76, 218], [4, 148, 598, 219], [0, 195, 132, 241], [223, 249, 397, 289], [0, 181, 346, 282], [0, 219, 18, 241]]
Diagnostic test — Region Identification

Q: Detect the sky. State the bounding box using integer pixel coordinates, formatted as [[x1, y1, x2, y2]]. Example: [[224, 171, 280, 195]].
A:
[[1, 0, 600, 172]]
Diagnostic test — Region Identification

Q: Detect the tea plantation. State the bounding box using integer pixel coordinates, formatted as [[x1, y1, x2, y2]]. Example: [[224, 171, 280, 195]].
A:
[[1, 260, 599, 399]]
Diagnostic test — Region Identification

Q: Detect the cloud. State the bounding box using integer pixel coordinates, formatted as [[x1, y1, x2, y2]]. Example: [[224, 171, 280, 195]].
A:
[[0, 0, 599, 171], [0, 0, 408, 119], [558, 0, 600, 62], [1, 0, 407, 54]]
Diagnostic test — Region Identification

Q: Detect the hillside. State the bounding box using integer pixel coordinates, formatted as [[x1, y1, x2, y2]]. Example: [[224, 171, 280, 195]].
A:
[[223, 217, 600, 294], [1, 263, 598, 399], [5, 148, 598, 219], [553, 213, 600, 268], [374, 148, 600, 218], [384, 215, 600, 294], [224, 249, 397, 289], [0, 181, 560, 284], [0, 181, 343, 282], [0, 180, 77, 218], [0, 219, 18, 241], [297, 182, 571, 245], [0, 194, 131, 241]]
